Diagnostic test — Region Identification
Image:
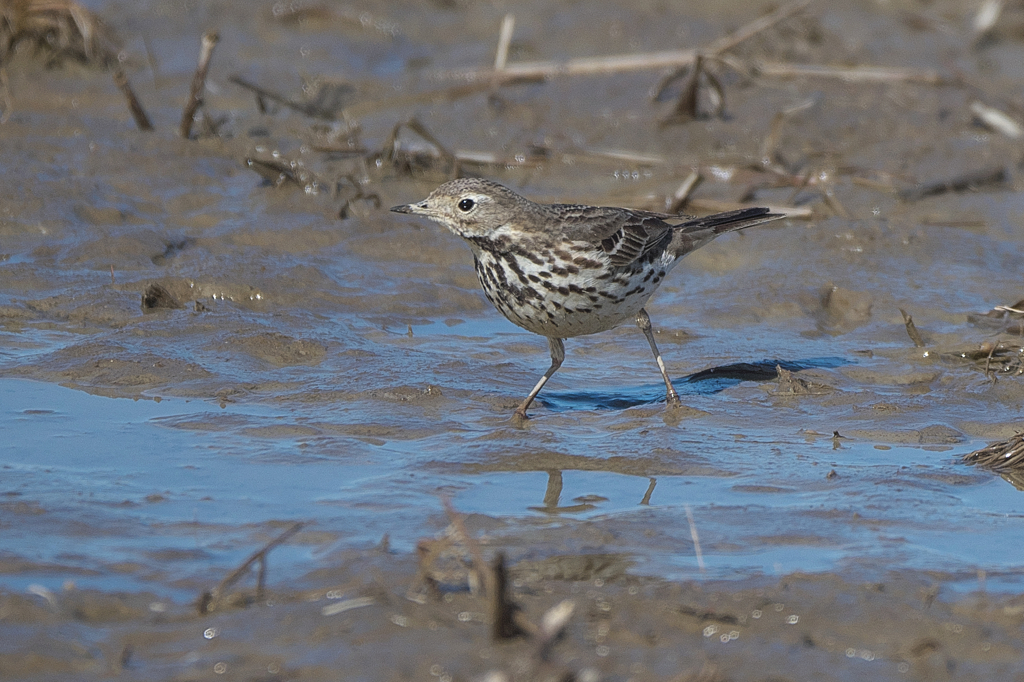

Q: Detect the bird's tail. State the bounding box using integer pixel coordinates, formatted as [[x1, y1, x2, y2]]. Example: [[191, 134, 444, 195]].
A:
[[670, 207, 785, 258]]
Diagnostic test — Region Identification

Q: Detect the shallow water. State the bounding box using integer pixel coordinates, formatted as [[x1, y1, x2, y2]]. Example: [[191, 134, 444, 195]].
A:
[[3, 363, 1020, 601], [3, 0, 1024, 678]]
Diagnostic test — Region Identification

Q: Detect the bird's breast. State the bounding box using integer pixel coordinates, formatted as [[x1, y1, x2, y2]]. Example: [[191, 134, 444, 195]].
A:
[[470, 244, 676, 338]]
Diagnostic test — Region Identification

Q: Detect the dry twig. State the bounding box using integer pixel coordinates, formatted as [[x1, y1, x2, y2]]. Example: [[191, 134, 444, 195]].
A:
[[197, 522, 304, 614], [440, 0, 811, 84], [490, 552, 526, 641], [451, 147, 547, 169], [899, 308, 926, 348], [180, 30, 219, 139], [321, 595, 376, 617], [337, 174, 381, 219], [113, 68, 152, 131], [819, 184, 851, 218], [669, 171, 702, 213], [408, 497, 491, 601]]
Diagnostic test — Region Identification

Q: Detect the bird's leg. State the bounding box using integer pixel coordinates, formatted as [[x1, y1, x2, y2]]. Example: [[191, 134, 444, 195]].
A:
[[514, 337, 565, 421], [636, 308, 681, 406]]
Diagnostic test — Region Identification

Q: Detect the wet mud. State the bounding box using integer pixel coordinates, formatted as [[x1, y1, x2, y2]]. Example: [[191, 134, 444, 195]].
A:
[[2, 0, 1024, 679]]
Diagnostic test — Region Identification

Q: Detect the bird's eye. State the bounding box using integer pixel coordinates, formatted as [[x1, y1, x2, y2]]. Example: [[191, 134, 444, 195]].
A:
[[458, 198, 475, 212]]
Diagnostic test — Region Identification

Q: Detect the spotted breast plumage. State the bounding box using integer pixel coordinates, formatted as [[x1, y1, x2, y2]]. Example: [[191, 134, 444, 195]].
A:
[[391, 178, 784, 421]]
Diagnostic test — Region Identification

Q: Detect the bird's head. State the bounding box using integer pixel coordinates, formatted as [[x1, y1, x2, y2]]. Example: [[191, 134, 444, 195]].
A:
[[390, 178, 531, 239]]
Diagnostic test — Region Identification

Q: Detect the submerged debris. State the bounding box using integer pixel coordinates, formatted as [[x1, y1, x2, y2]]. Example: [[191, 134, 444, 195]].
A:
[[942, 341, 1024, 377], [230, 73, 355, 120], [967, 298, 1024, 335], [963, 433, 1024, 471], [141, 283, 183, 312], [410, 502, 582, 680], [659, 54, 725, 124], [245, 154, 327, 193], [769, 364, 833, 396], [269, 2, 399, 38], [378, 118, 459, 178], [898, 165, 1008, 202], [337, 174, 381, 219], [409, 499, 487, 601]]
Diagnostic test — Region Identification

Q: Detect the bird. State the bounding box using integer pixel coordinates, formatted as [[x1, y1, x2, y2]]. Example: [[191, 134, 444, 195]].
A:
[[391, 178, 784, 421]]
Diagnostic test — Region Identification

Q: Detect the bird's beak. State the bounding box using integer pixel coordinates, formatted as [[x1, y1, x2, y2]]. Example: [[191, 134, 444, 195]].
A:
[[390, 201, 426, 215]]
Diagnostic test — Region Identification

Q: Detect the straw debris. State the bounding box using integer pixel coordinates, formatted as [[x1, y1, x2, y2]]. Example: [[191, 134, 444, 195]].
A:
[[943, 341, 1024, 378], [963, 432, 1024, 471], [0, 0, 121, 67]]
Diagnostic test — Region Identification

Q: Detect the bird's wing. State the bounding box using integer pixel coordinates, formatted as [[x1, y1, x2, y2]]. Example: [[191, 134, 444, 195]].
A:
[[554, 204, 677, 267]]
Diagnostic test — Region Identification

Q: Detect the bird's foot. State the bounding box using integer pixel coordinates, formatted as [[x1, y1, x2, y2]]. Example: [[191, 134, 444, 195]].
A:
[[511, 408, 530, 428], [665, 390, 682, 408]]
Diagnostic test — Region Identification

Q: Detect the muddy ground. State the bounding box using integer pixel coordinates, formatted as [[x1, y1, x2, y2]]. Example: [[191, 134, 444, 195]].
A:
[[2, 0, 1024, 679]]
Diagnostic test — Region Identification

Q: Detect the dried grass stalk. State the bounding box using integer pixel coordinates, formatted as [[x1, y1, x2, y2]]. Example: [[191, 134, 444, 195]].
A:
[[754, 62, 951, 85], [439, 0, 811, 83]]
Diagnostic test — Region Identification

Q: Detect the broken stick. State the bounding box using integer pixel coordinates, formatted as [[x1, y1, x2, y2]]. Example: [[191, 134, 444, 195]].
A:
[[113, 69, 153, 131], [180, 31, 220, 139], [197, 522, 303, 614]]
